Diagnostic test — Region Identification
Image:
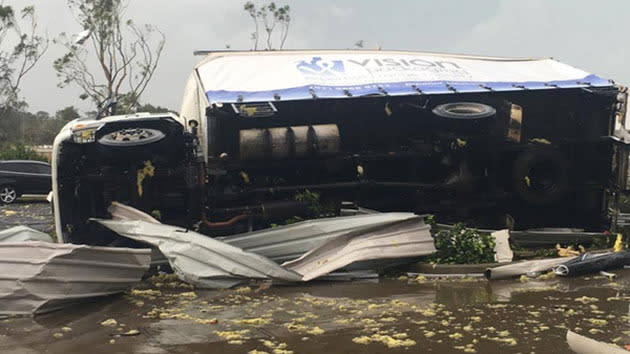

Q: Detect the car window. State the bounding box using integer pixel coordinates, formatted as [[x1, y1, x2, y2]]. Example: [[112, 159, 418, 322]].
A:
[[36, 164, 51, 174], [0, 163, 20, 172], [17, 163, 40, 173], [0, 162, 44, 173]]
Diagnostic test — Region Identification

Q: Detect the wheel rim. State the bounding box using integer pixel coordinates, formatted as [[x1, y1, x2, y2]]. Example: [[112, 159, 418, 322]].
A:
[[0, 187, 16, 203], [98, 128, 165, 147]]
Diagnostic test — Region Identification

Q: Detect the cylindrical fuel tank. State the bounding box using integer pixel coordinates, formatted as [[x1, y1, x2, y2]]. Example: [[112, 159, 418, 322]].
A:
[[239, 124, 340, 160]]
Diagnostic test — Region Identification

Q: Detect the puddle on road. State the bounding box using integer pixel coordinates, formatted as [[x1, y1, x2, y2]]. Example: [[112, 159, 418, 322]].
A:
[[3, 271, 630, 353]]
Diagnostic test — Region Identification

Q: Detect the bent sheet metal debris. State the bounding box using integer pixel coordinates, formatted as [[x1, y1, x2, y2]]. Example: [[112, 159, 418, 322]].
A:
[[566, 330, 628, 354], [220, 212, 420, 263], [0, 225, 53, 243], [0, 241, 150, 316], [96, 203, 435, 288], [283, 216, 434, 281], [95, 218, 303, 289]]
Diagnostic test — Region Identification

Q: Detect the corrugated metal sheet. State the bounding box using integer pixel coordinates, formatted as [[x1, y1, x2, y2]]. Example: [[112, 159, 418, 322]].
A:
[[220, 212, 418, 263], [99, 203, 436, 289], [95, 219, 303, 289], [0, 226, 53, 243], [0, 242, 150, 315], [283, 216, 435, 281]]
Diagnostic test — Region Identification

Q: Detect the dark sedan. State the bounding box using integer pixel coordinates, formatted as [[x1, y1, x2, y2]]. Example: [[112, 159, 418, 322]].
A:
[[0, 160, 51, 204]]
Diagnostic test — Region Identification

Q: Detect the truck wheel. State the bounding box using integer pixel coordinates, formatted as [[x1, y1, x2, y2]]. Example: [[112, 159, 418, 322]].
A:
[[512, 149, 568, 205], [0, 185, 18, 204], [432, 102, 496, 120], [432, 102, 496, 133], [98, 128, 165, 147]]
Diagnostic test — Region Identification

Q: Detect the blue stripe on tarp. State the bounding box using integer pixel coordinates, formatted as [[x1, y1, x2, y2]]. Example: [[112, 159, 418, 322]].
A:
[[206, 74, 611, 104]]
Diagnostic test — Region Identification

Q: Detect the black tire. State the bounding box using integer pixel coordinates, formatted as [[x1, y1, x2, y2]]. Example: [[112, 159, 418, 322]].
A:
[[98, 127, 165, 147], [512, 149, 569, 205], [432, 102, 496, 120], [0, 185, 18, 204]]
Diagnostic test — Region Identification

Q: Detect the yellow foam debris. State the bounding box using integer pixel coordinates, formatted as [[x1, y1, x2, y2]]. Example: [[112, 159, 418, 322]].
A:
[[307, 326, 325, 335], [136, 161, 155, 197], [612, 233, 624, 252], [122, 329, 140, 336], [177, 291, 197, 299], [352, 336, 372, 345], [130, 289, 162, 298], [586, 318, 608, 326], [418, 308, 437, 317], [486, 336, 517, 346], [351, 333, 416, 348], [449, 333, 463, 340], [235, 286, 252, 294], [262, 340, 277, 349], [487, 304, 507, 309], [215, 329, 250, 342], [100, 318, 117, 327], [194, 318, 217, 325], [537, 271, 556, 280], [234, 317, 271, 326], [575, 296, 599, 304]]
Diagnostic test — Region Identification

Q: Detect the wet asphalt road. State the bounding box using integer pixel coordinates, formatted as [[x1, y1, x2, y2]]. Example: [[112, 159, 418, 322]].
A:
[[2, 202, 630, 353], [0, 198, 54, 235]]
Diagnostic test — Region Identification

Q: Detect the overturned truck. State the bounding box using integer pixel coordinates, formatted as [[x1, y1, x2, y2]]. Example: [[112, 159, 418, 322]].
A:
[[52, 50, 630, 244]]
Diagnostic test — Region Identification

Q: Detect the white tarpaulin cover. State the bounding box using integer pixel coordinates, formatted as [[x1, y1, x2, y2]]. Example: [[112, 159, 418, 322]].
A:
[[195, 50, 611, 104], [0, 242, 150, 315]]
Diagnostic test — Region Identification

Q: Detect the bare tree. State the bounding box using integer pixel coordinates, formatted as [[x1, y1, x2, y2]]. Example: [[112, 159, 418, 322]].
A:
[[243, 2, 290, 50], [0, 3, 48, 112], [53, 0, 165, 112]]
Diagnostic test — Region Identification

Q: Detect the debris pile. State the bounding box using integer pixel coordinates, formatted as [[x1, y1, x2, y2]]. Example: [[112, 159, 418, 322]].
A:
[[94, 202, 436, 288]]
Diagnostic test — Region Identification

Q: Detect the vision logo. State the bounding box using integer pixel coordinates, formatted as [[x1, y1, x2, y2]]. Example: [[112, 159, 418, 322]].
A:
[[296, 57, 344, 76]]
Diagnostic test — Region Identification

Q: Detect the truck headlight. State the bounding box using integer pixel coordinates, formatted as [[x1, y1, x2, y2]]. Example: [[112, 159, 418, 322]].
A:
[[72, 128, 98, 144], [70, 122, 102, 144]]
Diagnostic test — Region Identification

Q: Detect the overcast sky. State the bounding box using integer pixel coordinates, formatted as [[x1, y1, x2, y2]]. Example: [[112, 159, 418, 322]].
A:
[[4, 0, 630, 114]]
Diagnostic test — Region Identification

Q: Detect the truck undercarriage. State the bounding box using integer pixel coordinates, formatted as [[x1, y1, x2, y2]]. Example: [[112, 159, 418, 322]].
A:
[[54, 87, 629, 246]]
